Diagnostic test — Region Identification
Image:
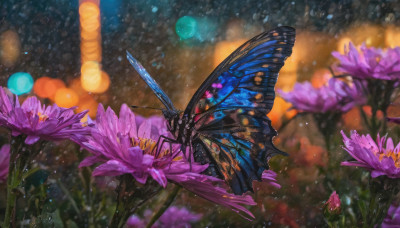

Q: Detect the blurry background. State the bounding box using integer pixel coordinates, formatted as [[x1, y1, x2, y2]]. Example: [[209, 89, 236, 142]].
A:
[[1, 0, 400, 226]]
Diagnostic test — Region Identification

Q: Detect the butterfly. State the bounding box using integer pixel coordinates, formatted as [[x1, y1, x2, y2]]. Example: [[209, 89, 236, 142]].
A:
[[127, 26, 295, 195]]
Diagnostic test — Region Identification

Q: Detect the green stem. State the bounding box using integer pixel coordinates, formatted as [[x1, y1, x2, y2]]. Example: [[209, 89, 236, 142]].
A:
[[4, 154, 22, 228], [109, 175, 163, 228], [363, 177, 400, 227], [57, 179, 81, 217], [3, 136, 26, 228], [145, 185, 181, 228]]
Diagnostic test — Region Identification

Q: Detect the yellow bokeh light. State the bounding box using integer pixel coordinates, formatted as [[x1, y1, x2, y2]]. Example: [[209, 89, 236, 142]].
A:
[[385, 25, 400, 48], [54, 88, 79, 108], [213, 39, 247, 68], [92, 71, 110, 93], [81, 61, 102, 92], [337, 37, 353, 54]]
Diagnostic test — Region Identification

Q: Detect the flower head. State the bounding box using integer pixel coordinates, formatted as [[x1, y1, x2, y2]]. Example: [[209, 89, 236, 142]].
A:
[[0, 87, 89, 144], [0, 144, 10, 183], [332, 42, 400, 81], [382, 204, 400, 228], [79, 104, 269, 218], [279, 78, 365, 113], [341, 130, 400, 178], [126, 206, 202, 228], [324, 191, 341, 214]]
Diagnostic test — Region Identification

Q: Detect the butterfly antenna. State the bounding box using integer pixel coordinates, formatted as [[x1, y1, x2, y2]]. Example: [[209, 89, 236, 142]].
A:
[[131, 105, 163, 111]]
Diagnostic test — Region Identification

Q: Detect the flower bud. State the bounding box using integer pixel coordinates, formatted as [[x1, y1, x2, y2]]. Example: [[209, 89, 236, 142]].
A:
[[324, 191, 341, 215]]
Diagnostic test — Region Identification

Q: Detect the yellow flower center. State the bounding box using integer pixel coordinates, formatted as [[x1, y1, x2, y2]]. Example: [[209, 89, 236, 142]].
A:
[[37, 112, 48, 122], [377, 150, 400, 168], [131, 137, 178, 159]]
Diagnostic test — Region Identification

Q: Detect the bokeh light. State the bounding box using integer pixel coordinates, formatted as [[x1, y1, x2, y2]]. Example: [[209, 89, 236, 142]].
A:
[[213, 39, 246, 67], [7, 72, 34, 95], [81, 61, 102, 92], [175, 16, 197, 40], [76, 94, 98, 122], [33, 76, 51, 98], [0, 30, 20, 67], [92, 71, 110, 93], [44, 78, 66, 100], [311, 69, 331, 88], [54, 88, 79, 108], [337, 36, 353, 54], [385, 25, 400, 48]]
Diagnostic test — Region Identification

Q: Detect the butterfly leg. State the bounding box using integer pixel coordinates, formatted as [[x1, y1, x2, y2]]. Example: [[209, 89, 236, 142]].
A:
[[153, 135, 179, 158]]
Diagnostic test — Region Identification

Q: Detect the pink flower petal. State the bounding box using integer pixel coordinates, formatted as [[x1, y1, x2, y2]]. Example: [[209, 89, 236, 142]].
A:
[[25, 135, 40, 144], [149, 168, 167, 188], [92, 160, 133, 176]]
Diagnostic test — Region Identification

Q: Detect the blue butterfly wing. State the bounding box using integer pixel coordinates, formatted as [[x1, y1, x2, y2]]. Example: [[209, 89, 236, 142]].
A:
[[186, 26, 295, 195]]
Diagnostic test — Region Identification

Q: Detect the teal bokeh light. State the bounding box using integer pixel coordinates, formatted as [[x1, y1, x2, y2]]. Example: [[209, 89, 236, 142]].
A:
[[175, 16, 198, 40], [7, 72, 34, 95]]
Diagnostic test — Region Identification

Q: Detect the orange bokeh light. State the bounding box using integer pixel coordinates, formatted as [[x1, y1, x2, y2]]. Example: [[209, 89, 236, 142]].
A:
[[267, 96, 293, 129], [54, 88, 79, 108], [44, 78, 66, 100], [76, 95, 98, 119], [33, 76, 51, 98], [311, 69, 331, 88], [79, 2, 99, 18]]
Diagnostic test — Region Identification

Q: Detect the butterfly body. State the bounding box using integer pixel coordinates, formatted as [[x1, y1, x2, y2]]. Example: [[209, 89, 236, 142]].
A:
[[127, 26, 295, 195]]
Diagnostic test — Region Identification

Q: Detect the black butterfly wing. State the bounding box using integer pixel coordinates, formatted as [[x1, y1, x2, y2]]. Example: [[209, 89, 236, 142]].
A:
[[185, 26, 295, 195]]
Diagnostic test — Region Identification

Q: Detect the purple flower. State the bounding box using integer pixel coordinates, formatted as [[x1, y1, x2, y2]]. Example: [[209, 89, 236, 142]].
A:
[[341, 130, 400, 178], [388, 117, 400, 125], [262, 170, 281, 189], [279, 78, 365, 113], [332, 42, 400, 81], [79, 104, 265, 218], [0, 87, 89, 144], [0, 144, 10, 183], [127, 206, 202, 228], [382, 204, 400, 228]]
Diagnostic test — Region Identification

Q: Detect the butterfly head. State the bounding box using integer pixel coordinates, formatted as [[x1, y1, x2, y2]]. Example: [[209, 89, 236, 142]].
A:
[[162, 109, 182, 135]]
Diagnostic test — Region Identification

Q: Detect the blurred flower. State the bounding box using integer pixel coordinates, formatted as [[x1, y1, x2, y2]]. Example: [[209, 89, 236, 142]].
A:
[[324, 191, 341, 214], [295, 138, 327, 167], [341, 130, 400, 178], [126, 206, 202, 228], [382, 204, 400, 228], [332, 42, 400, 81], [0, 144, 10, 183], [387, 117, 400, 124], [271, 202, 300, 228], [0, 87, 89, 144], [279, 78, 365, 113], [79, 104, 259, 217]]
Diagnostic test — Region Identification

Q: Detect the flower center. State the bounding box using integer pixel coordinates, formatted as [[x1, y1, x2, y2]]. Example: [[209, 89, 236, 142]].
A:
[[377, 150, 400, 168], [37, 112, 49, 122], [131, 137, 170, 156], [133, 137, 157, 154]]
